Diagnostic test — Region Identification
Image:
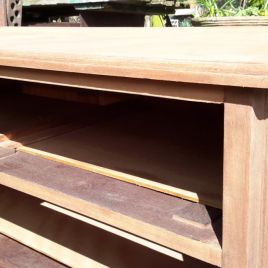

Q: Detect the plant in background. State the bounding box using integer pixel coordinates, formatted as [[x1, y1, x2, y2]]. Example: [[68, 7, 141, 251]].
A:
[[197, 0, 221, 16], [248, 0, 268, 15], [197, 0, 268, 16]]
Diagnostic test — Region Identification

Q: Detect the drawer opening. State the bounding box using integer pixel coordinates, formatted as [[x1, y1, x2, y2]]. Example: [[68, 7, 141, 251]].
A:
[[0, 81, 223, 209]]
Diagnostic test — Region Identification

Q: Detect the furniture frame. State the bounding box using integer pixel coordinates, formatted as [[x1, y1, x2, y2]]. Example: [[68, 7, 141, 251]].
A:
[[0, 27, 267, 268]]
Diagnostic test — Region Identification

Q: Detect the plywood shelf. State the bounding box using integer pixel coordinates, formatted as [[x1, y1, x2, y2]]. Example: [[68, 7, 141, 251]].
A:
[[0, 152, 222, 266], [0, 233, 65, 268], [0, 186, 218, 268]]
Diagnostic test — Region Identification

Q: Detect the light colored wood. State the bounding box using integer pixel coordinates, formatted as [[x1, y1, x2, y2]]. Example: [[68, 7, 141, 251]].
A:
[[0, 0, 7, 26], [223, 89, 268, 268], [0, 66, 224, 103], [0, 170, 222, 266], [0, 187, 215, 268], [22, 83, 133, 106], [0, 188, 106, 268], [0, 27, 268, 89], [256, 91, 268, 268]]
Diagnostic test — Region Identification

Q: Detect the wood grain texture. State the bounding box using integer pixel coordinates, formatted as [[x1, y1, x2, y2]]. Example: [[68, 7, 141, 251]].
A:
[[0, 67, 224, 104], [223, 88, 268, 268], [0, 186, 217, 268], [21, 83, 132, 106], [260, 92, 268, 268], [0, 27, 268, 89], [0, 152, 222, 266], [0, 0, 7, 26], [0, 234, 65, 268], [0, 146, 14, 158]]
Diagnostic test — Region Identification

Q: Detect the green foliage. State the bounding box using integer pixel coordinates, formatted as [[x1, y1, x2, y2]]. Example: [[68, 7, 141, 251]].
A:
[[197, 0, 268, 16], [197, 0, 221, 16]]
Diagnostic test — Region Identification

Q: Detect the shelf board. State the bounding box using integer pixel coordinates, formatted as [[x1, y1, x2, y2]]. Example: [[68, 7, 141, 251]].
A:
[[0, 147, 15, 158], [0, 234, 65, 268], [0, 152, 222, 266], [0, 186, 217, 268]]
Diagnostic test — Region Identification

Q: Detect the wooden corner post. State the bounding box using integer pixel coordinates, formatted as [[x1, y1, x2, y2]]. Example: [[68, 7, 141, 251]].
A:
[[223, 88, 268, 268], [0, 0, 7, 26]]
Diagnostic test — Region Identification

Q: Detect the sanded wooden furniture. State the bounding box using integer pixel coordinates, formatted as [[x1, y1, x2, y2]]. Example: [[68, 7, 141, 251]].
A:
[[0, 27, 267, 268]]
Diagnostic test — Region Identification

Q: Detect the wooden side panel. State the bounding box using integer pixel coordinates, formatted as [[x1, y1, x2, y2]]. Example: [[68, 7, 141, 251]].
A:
[[0, 0, 7, 26], [260, 92, 268, 267], [223, 89, 268, 268]]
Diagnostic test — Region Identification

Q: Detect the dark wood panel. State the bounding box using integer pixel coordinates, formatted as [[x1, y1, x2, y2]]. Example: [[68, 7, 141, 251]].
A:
[[0, 234, 65, 268], [0, 151, 222, 266], [0, 186, 218, 268]]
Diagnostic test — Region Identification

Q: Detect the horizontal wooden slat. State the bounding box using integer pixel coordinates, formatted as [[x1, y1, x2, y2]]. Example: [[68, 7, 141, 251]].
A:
[[0, 186, 217, 268], [0, 27, 267, 89], [0, 67, 224, 104], [41, 201, 184, 261], [0, 152, 222, 266]]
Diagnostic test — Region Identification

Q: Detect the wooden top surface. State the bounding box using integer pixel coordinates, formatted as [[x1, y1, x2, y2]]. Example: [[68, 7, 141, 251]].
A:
[[0, 27, 268, 89]]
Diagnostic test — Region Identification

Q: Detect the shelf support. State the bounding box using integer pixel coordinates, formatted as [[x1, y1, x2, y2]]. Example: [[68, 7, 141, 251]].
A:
[[0, 0, 7, 26], [223, 88, 268, 268]]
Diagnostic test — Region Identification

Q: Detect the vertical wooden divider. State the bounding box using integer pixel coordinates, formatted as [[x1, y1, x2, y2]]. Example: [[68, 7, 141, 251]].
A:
[[0, 0, 7, 26], [223, 88, 268, 268]]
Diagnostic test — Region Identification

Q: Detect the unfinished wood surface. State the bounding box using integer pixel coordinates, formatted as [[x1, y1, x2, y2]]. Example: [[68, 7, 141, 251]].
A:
[[0, 187, 217, 268], [223, 89, 268, 268], [22, 83, 133, 106], [0, 152, 222, 266], [0, 67, 224, 104], [0, 146, 14, 158], [0, 0, 7, 26], [261, 100, 268, 268], [0, 234, 65, 268], [0, 27, 268, 89], [19, 100, 223, 208]]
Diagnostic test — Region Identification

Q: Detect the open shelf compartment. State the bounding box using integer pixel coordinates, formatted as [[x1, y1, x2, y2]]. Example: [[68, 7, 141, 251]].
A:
[[0, 81, 223, 266]]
